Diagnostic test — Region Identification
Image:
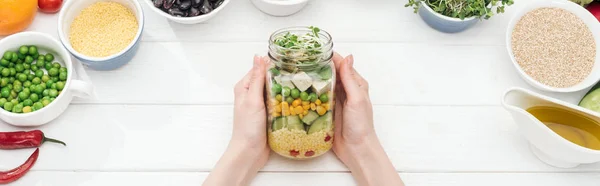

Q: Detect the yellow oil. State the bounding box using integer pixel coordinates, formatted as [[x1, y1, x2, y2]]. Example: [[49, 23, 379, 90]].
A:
[[527, 106, 600, 150]]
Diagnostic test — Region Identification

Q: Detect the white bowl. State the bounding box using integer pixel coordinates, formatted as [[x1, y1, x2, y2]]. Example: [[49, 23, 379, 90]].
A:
[[0, 32, 94, 126], [250, 0, 308, 17], [506, 0, 600, 92], [144, 0, 230, 24], [58, 0, 145, 70]]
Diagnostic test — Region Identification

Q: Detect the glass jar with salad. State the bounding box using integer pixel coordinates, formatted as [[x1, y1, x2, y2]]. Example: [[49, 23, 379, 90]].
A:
[[266, 26, 335, 160]]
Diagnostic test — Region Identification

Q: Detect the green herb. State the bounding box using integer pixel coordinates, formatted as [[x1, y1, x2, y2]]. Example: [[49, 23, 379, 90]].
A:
[[273, 26, 326, 65], [405, 0, 514, 20]]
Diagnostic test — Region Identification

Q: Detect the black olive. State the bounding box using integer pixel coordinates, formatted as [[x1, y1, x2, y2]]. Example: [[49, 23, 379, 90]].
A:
[[191, 0, 203, 7], [163, 0, 176, 9], [200, 0, 213, 14], [208, 0, 218, 2], [211, 0, 223, 9], [176, 0, 182, 5], [168, 8, 187, 17], [153, 0, 164, 8], [189, 7, 201, 16], [179, 0, 192, 10]]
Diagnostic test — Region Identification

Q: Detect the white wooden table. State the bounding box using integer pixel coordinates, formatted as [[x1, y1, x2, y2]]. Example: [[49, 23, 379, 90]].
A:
[[2, 0, 600, 185]]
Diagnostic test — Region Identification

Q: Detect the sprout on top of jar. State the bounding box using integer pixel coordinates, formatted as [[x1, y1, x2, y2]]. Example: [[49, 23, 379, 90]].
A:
[[269, 26, 333, 72]]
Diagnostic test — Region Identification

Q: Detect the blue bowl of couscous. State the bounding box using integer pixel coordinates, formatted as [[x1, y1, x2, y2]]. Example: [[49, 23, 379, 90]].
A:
[[57, 0, 144, 71]]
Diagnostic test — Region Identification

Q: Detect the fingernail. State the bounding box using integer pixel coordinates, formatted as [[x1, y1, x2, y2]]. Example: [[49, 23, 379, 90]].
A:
[[347, 55, 354, 67]]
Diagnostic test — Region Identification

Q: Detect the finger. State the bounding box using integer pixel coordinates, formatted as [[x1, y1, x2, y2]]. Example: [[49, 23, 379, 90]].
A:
[[332, 52, 344, 71], [334, 91, 344, 139], [234, 66, 254, 96], [338, 55, 363, 101], [346, 55, 369, 93], [247, 55, 267, 98]]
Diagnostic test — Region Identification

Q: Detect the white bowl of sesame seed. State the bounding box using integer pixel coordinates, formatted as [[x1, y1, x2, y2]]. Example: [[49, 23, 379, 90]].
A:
[[507, 0, 600, 92]]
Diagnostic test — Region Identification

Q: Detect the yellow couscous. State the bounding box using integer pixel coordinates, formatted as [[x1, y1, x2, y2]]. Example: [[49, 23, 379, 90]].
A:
[[69, 2, 138, 57], [268, 128, 333, 159]]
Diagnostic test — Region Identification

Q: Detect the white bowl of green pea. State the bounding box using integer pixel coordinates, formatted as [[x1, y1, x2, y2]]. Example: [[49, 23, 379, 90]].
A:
[[0, 32, 94, 126]]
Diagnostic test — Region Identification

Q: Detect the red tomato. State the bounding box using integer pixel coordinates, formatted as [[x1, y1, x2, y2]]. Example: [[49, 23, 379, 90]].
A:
[[38, 0, 62, 13], [587, 2, 600, 22]]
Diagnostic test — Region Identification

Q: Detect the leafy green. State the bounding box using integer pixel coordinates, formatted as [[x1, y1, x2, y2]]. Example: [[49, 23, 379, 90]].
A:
[[405, 0, 514, 20]]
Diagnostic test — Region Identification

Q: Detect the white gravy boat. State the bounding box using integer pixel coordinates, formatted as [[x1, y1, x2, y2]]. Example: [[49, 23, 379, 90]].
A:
[[502, 87, 600, 168]]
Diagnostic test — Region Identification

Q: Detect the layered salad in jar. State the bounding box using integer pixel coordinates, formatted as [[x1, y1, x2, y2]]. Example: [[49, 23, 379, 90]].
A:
[[266, 26, 335, 160]]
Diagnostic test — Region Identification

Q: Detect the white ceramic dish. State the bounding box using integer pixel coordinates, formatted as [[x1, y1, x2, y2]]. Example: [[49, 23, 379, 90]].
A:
[[506, 0, 600, 93], [250, 0, 308, 17], [0, 32, 94, 126], [144, 0, 230, 24], [58, 0, 145, 70]]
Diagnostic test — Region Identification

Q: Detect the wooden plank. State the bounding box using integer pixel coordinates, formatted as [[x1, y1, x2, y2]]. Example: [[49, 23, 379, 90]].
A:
[[10, 172, 600, 186], [0, 105, 598, 172]]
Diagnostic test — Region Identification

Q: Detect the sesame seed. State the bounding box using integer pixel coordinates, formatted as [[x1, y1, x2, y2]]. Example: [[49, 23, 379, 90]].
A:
[[69, 2, 139, 58], [511, 7, 595, 88]]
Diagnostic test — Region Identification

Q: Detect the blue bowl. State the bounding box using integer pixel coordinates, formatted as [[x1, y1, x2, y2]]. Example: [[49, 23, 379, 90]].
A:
[[417, 1, 479, 33], [57, 0, 144, 71]]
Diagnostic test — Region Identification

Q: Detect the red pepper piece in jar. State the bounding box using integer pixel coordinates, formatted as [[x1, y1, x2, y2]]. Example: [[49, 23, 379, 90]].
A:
[[305, 151, 315, 157], [324, 135, 332, 142], [289, 150, 300, 157], [0, 130, 66, 149], [0, 148, 39, 184]]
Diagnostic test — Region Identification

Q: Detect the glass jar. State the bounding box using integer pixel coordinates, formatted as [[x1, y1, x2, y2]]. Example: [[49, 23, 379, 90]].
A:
[[265, 26, 335, 160]]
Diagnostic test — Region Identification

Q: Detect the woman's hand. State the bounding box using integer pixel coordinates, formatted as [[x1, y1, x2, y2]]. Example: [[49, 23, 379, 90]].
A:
[[332, 53, 404, 186], [203, 56, 270, 186]]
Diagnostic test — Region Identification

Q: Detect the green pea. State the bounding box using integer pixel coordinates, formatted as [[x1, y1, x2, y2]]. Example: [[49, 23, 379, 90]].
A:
[[36, 60, 45, 68], [56, 81, 65, 91], [13, 103, 23, 113], [23, 81, 31, 88], [16, 59, 23, 64], [0, 89, 9, 98], [7, 78, 13, 84], [50, 83, 56, 90], [39, 82, 46, 89], [22, 106, 32, 113], [3, 51, 12, 60], [3, 102, 13, 111], [271, 83, 282, 94], [13, 84, 22, 93], [10, 52, 18, 62], [28, 85, 35, 91], [33, 102, 43, 110], [0, 78, 7, 87], [8, 62, 13, 68], [291, 88, 300, 99], [46, 80, 53, 88], [31, 53, 38, 60], [0, 59, 9, 67], [10, 99, 17, 105], [286, 97, 294, 104], [50, 98, 55, 102], [59, 72, 67, 81], [282, 87, 291, 97], [23, 64, 30, 71], [22, 99, 32, 107], [15, 64, 24, 73], [45, 63, 52, 70], [30, 93, 39, 102], [0, 98, 6, 107], [52, 62, 60, 69], [41, 99, 50, 106], [42, 89, 49, 97], [51, 77, 58, 82], [19, 46, 28, 55], [300, 92, 309, 101], [1, 68, 9, 77], [41, 75, 49, 83], [35, 70, 44, 78], [49, 89, 58, 98], [27, 74, 33, 81], [319, 94, 329, 102], [28, 46, 38, 56], [49, 68, 58, 76], [45, 54, 54, 62], [42, 96, 49, 100], [31, 65, 38, 71], [9, 68, 15, 76], [309, 93, 318, 102], [32, 77, 41, 84], [13, 80, 21, 86], [17, 74, 26, 82], [24, 56, 33, 64], [34, 85, 43, 94], [6, 84, 12, 90], [59, 67, 67, 73]]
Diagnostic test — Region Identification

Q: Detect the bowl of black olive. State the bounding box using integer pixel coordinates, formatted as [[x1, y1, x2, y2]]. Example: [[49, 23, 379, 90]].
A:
[[146, 0, 229, 24]]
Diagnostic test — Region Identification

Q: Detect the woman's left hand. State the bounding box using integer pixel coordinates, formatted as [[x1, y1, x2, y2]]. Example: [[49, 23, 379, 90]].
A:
[[203, 55, 270, 186]]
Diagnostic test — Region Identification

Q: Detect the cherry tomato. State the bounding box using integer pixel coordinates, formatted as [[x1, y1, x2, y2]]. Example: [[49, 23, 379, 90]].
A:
[[38, 0, 62, 13]]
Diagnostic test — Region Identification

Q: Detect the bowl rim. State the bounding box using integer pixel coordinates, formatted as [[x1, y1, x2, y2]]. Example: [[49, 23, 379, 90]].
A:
[[419, 1, 478, 22], [143, 0, 231, 21], [505, 0, 600, 92], [57, 0, 145, 62], [253, 0, 308, 6], [0, 32, 73, 118]]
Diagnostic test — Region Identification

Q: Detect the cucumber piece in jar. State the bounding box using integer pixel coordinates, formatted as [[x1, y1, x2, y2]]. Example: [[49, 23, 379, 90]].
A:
[[579, 86, 600, 113], [272, 117, 287, 131], [318, 66, 332, 80], [308, 112, 332, 134], [287, 116, 305, 131], [302, 111, 319, 125]]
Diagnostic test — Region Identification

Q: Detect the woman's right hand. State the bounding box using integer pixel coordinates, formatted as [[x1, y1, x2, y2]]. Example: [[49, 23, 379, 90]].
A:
[[331, 53, 404, 186]]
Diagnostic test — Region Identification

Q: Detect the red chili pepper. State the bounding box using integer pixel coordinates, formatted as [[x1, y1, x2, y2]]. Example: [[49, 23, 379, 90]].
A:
[[0, 130, 66, 149], [0, 148, 39, 184]]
